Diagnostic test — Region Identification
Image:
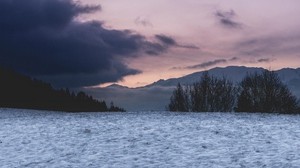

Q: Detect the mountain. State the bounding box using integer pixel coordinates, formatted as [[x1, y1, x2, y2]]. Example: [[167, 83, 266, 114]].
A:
[[106, 84, 129, 89], [0, 67, 125, 112], [85, 66, 300, 111], [147, 66, 300, 96], [147, 66, 265, 87]]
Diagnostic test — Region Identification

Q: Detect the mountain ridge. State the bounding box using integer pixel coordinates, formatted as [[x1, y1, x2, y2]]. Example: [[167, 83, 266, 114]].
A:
[[97, 66, 300, 111], [144, 66, 299, 87]]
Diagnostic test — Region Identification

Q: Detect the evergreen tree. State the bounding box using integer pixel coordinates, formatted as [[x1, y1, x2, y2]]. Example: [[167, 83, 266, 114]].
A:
[[0, 67, 125, 112], [109, 101, 126, 112]]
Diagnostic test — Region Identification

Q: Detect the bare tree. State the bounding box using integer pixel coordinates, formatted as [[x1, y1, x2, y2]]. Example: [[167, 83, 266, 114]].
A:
[[168, 83, 189, 112], [168, 72, 237, 112], [190, 72, 236, 112], [236, 70, 299, 113]]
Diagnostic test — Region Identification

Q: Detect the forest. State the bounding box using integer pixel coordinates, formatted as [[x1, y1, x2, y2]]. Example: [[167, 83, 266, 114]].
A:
[[0, 67, 125, 112], [168, 70, 300, 113]]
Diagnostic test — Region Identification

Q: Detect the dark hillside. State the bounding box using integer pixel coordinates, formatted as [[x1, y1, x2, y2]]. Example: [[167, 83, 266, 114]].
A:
[[0, 68, 125, 112]]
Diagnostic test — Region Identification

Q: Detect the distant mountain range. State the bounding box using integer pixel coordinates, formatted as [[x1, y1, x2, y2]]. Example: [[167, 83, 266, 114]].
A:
[[84, 66, 300, 111], [147, 66, 300, 87]]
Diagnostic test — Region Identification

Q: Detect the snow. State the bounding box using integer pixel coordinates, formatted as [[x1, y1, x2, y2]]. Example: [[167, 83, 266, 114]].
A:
[[1, 108, 300, 167]]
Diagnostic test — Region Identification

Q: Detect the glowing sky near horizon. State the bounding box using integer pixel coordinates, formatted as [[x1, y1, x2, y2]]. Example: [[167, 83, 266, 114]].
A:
[[84, 0, 300, 87]]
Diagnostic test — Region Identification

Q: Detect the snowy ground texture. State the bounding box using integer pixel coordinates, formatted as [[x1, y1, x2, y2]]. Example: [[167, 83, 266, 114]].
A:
[[1, 109, 300, 168]]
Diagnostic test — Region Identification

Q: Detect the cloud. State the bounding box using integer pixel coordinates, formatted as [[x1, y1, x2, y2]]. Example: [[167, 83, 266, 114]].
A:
[[228, 56, 275, 65], [234, 34, 300, 57], [171, 56, 242, 70], [155, 34, 199, 50], [186, 59, 227, 69], [0, 0, 176, 88], [215, 9, 243, 29], [229, 57, 239, 61], [155, 34, 177, 46], [0, 0, 100, 32], [257, 58, 273, 63], [172, 59, 227, 70], [135, 16, 153, 27], [177, 44, 200, 50]]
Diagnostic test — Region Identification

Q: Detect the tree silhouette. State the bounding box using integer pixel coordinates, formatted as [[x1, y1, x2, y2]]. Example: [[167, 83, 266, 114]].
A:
[[168, 72, 237, 112], [236, 70, 298, 113], [109, 101, 126, 112], [190, 72, 210, 112], [168, 83, 189, 112], [189, 72, 236, 112], [0, 67, 125, 112]]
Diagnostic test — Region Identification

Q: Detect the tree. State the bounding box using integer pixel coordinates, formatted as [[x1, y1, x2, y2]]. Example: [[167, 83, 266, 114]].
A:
[[0, 67, 125, 112], [236, 70, 299, 113], [168, 72, 237, 112], [213, 77, 237, 112], [190, 72, 210, 112], [189, 72, 236, 112], [109, 101, 126, 112], [168, 83, 189, 112]]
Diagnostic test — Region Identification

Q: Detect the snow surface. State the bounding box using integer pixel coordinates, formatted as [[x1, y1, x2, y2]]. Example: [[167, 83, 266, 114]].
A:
[[1, 108, 300, 167]]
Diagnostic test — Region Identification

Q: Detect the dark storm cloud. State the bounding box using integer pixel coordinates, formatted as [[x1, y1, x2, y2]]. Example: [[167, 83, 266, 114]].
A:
[[0, 0, 100, 32], [215, 9, 243, 29], [0, 0, 174, 88]]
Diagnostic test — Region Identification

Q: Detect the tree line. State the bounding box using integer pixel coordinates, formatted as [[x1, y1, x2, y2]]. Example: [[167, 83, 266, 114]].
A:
[[0, 67, 125, 112], [168, 70, 300, 114]]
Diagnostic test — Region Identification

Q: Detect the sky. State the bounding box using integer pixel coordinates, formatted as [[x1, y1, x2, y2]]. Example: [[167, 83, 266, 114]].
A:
[[1, 0, 300, 88]]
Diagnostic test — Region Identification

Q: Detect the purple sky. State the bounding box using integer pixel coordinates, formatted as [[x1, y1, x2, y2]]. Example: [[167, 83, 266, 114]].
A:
[[82, 0, 300, 87], [0, 0, 299, 88]]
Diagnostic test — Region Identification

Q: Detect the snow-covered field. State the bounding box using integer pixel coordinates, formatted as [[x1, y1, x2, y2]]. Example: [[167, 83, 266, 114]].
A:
[[1, 108, 300, 168]]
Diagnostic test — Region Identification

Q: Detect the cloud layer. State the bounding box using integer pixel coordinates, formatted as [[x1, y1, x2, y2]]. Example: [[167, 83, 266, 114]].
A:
[[186, 59, 227, 69], [135, 16, 153, 27], [215, 9, 243, 29], [171, 56, 275, 70], [0, 0, 177, 88]]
